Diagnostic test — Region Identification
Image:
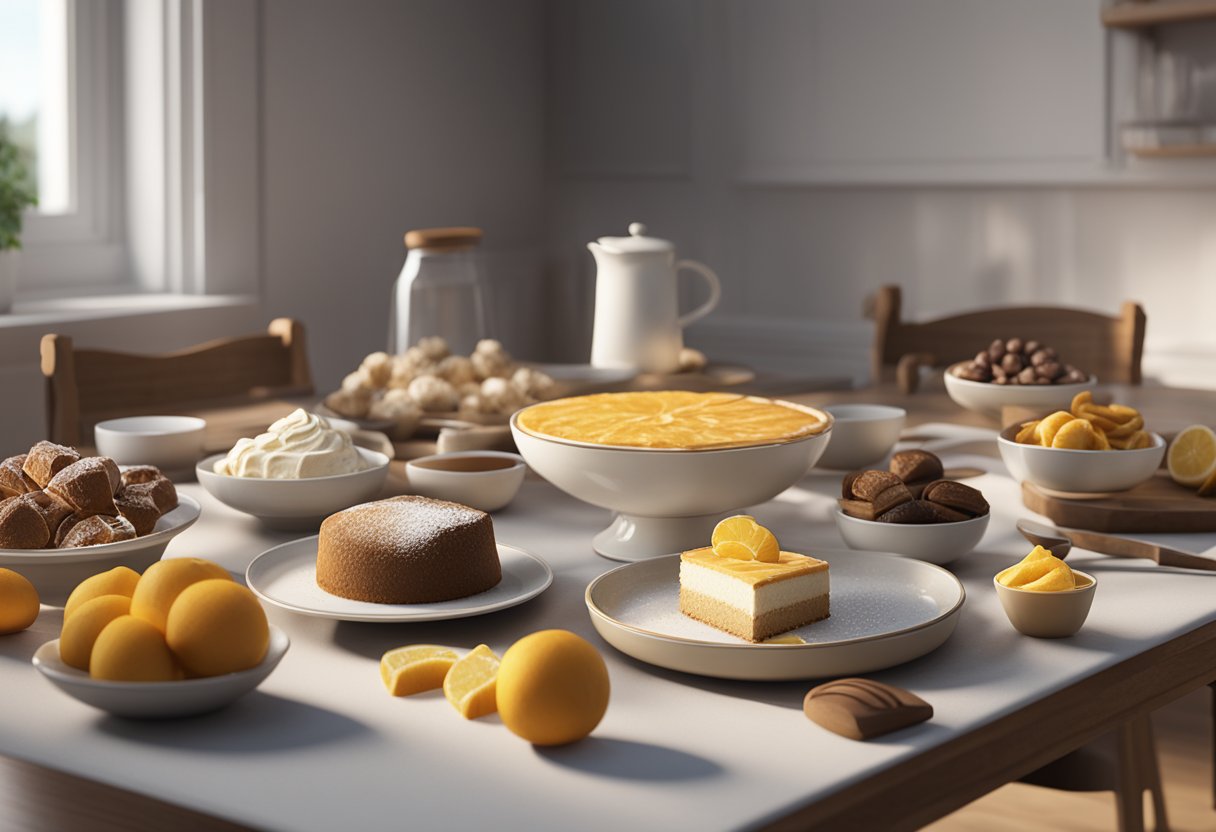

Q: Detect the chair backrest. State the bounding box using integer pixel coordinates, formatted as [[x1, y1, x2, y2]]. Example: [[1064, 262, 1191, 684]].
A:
[[41, 318, 314, 446], [870, 286, 1146, 386]]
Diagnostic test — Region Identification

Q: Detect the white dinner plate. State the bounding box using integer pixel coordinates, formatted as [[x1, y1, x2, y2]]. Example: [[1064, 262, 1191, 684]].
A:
[[33, 626, 290, 719], [585, 549, 965, 681], [245, 537, 553, 622]]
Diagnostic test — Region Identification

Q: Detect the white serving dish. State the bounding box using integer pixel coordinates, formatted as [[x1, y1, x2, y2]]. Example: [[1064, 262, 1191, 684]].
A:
[[195, 447, 389, 530], [405, 451, 526, 512], [32, 625, 289, 718], [997, 424, 1166, 493], [0, 495, 202, 605], [834, 509, 989, 566], [944, 364, 1096, 417], [585, 550, 964, 681], [246, 537, 552, 622], [816, 404, 906, 470], [511, 407, 833, 562], [94, 416, 206, 475]]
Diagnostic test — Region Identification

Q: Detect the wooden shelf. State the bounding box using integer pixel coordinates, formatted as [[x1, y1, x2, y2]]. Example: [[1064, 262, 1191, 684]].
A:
[[1125, 143, 1216, 157], [1102, 1, 1216, 29]]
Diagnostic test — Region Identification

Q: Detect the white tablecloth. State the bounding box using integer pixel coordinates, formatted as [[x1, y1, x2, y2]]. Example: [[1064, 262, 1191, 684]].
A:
[[2, 449, 1215, 832]]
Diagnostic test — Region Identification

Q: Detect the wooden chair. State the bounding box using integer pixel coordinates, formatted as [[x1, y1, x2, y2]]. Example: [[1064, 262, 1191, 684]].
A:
[[869, 285, 1147, 393], [41, 318, 313, 447]]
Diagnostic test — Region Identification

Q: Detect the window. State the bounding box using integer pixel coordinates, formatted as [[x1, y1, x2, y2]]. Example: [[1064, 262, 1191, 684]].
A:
[[0, 0, 125, 293], [0, 0, 259, 304]]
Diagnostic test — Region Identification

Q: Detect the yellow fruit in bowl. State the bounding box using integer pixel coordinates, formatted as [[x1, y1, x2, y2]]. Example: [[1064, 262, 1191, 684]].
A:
[[59, 594, 131, 671], [165, 580, 268, 677], [443, 644, 500, 719], [90, 615, 182, 681], [380, 644, 459, 696], [63, 566, 141, 621], [129, 558, 231, 632], [497, 629, 610, 746], [1167, 425, 1216, 488], [0, 568, 39, 634]]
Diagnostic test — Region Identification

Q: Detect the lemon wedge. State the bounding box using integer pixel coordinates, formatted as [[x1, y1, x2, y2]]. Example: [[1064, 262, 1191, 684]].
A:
[[1168, 425, 1216, 488], [443, 644, 500, 719], [711, 515, 780, 563], [380, 644, 459, 697]]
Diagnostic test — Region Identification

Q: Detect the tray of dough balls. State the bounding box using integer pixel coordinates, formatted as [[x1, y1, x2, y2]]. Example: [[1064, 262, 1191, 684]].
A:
[[0, 441, 199, 604], [318, 337, 564, 439]]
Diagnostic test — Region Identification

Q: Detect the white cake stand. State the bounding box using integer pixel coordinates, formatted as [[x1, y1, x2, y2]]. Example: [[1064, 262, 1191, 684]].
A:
[[511, 416, 833, 562]]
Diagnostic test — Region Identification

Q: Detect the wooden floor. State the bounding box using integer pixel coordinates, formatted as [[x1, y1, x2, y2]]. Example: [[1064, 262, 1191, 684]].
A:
[[928, 687, 1216, 831]]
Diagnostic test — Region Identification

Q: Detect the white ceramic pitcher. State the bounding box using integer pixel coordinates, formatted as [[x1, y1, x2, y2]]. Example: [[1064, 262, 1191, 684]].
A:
[[587, 222, 721, 374]]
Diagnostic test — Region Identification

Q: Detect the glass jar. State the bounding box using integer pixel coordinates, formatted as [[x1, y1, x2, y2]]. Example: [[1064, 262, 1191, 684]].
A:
[[389, 226, 489, 355]]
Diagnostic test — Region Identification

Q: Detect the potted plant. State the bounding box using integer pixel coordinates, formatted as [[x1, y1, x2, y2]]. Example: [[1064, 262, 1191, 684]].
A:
[[0, 127, 38, 313]]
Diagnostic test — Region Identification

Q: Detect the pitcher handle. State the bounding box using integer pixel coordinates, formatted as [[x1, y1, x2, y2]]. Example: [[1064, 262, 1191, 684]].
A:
[[675, 259, 721, 328]]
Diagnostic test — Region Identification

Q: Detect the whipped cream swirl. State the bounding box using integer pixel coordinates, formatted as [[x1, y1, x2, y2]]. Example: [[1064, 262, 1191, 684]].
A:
[[214, 409, 365, 478]]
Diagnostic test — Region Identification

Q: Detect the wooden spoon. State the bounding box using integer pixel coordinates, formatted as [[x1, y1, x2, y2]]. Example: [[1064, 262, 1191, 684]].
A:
[[1016, 519, 1216, 571]]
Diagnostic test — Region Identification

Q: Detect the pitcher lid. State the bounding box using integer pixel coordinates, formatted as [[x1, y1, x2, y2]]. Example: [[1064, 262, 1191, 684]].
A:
[[594, 222, 673, 254]]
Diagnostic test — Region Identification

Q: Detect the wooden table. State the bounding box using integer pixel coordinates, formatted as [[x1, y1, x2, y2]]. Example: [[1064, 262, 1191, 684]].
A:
[[3, 380, 1216, 832]]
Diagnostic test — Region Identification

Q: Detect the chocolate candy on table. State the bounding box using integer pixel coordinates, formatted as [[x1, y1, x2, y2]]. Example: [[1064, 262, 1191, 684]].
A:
[[951, 337, 1087, 386], [804, 678, 933, 740]]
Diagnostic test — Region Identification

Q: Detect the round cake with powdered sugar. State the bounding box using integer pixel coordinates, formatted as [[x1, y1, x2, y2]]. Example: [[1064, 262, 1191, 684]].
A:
[[315, 496, 501, 604]]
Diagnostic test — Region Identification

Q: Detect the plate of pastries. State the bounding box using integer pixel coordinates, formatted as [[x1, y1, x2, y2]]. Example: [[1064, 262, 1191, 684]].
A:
[[0, 441, 200, 603]]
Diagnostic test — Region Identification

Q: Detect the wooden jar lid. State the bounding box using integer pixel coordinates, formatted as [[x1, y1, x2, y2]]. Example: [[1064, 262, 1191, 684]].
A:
[[404, 227, 483, 250]]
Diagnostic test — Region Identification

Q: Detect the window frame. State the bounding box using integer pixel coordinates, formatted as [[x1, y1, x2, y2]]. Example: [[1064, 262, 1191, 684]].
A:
[[18, 0, 128, 294]]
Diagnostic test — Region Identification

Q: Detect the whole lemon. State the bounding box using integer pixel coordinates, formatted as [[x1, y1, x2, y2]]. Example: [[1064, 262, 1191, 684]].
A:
[[60, 594, 131, 670], [129, 558, 231, 632], [0, 568, 40, 634], [90, 615, 181, 681], [165, 580, 268, 677], [497, 630, 610, 746], [63, 566, 141, 621]]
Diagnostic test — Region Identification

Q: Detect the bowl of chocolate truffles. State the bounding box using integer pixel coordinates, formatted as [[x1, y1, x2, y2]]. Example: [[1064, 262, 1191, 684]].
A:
[[0, 442, 200, 604], [834, 450, 990, 566], [945, 338, 1095, 417]]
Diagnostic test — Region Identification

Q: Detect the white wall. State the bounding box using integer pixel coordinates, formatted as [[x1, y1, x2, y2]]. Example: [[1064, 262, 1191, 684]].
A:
[[543, 0, 1216, 388], [262, 0, 548, 390]]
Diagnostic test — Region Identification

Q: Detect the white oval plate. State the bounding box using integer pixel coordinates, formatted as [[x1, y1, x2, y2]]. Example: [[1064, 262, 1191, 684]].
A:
[[585, 549, 965, 681], [246, 537, 553, 622], [33, 625, 289, 719]]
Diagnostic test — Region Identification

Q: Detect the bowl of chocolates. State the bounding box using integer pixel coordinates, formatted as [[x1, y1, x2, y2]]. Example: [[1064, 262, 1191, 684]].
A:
[[945, 338, 1095, 417], [834, 450, 990, 566], [0, 442, 200, 604]]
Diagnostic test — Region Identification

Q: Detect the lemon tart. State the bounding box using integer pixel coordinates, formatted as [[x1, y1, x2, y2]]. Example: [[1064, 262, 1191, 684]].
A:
[[515, 391, 829, 451], [679, 548, 830, 643]]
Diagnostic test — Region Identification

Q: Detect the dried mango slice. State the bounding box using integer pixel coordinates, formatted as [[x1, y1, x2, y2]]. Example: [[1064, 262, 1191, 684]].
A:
[[1014, 420, 1040, 445], [1035, 412, 1076, 447]]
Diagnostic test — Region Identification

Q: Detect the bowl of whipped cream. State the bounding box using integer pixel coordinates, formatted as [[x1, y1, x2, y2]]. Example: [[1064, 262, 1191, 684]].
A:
[[196, 409, 389, 529]]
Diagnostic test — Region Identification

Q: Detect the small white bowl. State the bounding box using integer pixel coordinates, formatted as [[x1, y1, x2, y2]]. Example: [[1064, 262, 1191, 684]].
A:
[[0, 495, 202, 605], [834, 509, 990, 566], [997, 424, 1165, 493], [94, 416, 206, 473], [33, 625, 290, 718], [816, 405, 906, 470], [944, 365, 1096, 417], [196, 447, 389, 529], [994, 571, 1096, 638], [405, 451, 526, 512]]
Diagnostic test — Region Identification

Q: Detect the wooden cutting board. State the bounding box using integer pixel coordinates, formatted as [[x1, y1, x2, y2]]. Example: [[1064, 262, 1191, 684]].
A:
[[1022, 474, 1216, 533]]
